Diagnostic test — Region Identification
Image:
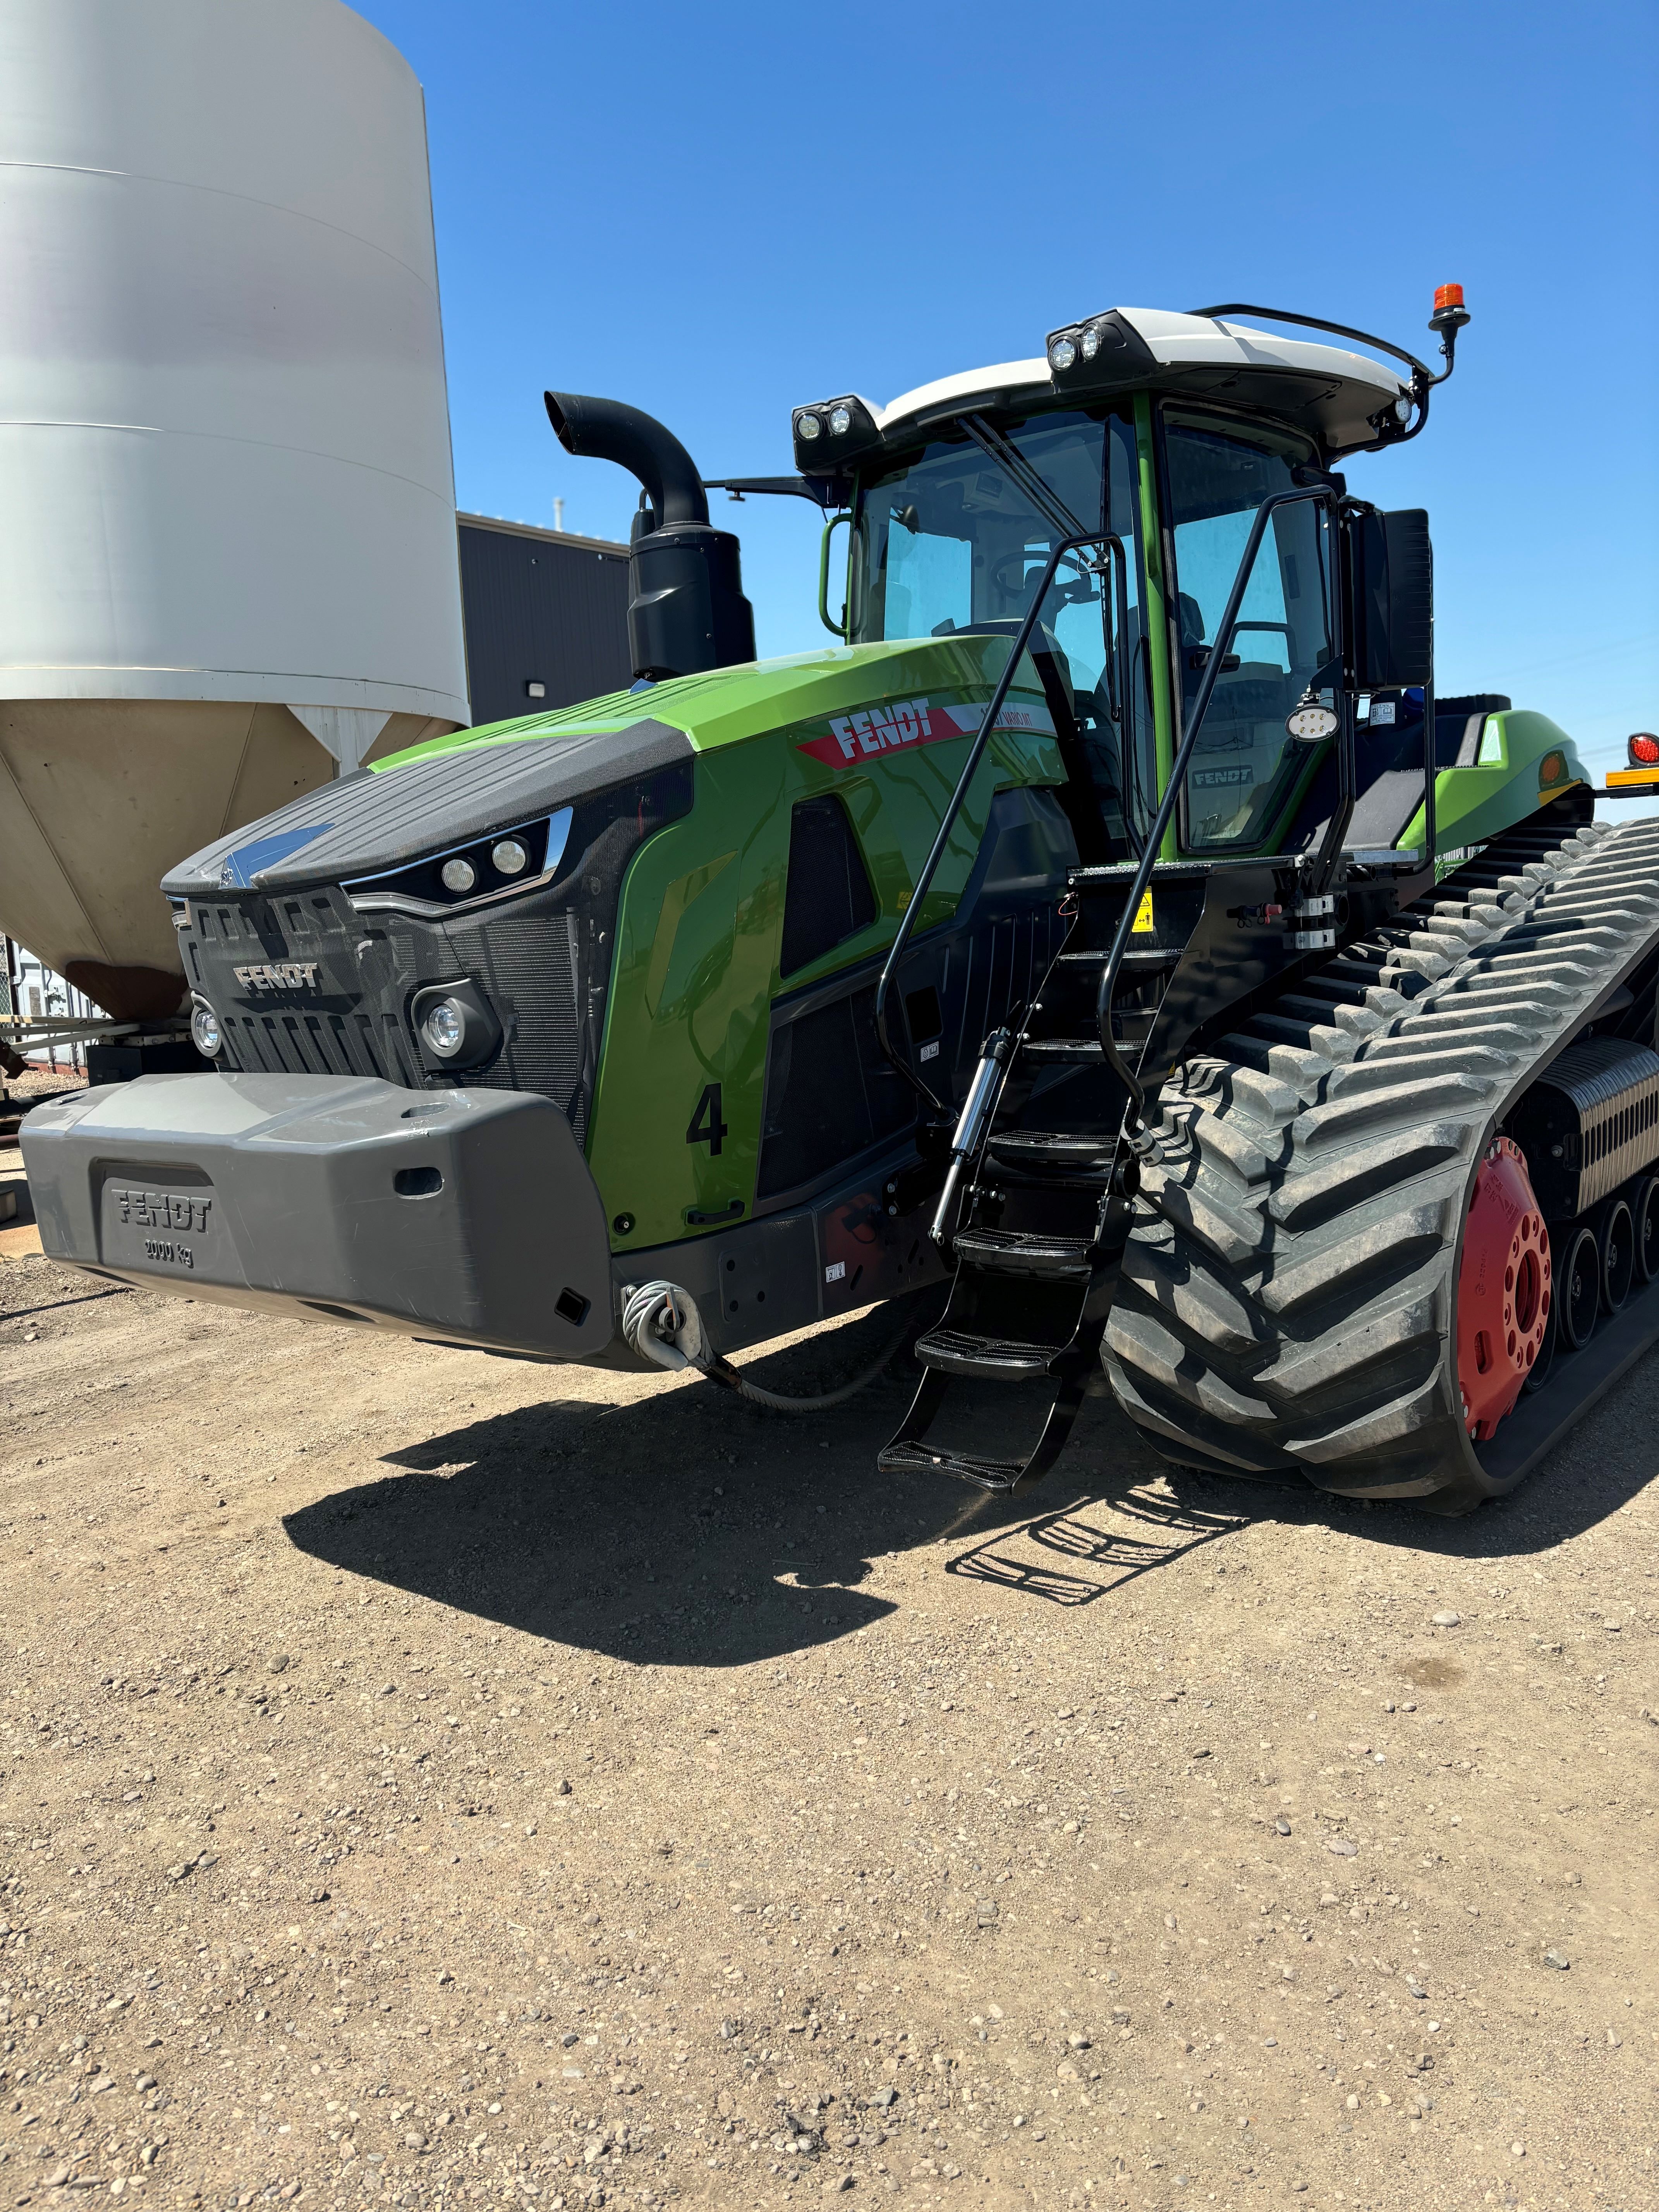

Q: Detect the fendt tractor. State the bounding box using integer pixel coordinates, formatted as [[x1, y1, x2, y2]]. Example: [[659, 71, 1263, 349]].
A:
[[25, 292, 1659, 1513]]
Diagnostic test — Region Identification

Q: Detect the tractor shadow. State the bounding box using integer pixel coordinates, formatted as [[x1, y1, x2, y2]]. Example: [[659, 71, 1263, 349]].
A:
[[282, 1312, 1659, 1667], [282, 1301, 1047, 1668]]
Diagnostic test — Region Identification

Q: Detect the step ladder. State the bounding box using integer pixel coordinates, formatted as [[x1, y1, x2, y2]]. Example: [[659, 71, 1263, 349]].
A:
[[878, 862, 1191, 1494]]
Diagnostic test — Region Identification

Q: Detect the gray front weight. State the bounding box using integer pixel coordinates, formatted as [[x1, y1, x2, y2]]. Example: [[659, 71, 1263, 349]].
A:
[[21, 1072, 613, 1358]]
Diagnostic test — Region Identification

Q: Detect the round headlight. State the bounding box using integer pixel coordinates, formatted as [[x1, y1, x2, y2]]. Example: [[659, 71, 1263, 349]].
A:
[[421, 998, 466, 1058], [492, 837, 529, 876], [828, 404, 852, 436], [1080, 323, 1101, 362], [1393, 395, 1413, 424], [796, 411, 823, 442], [1049, 335, 1078, 372], [440, 856, 477, 895], [191, 1001, 223, 1058]]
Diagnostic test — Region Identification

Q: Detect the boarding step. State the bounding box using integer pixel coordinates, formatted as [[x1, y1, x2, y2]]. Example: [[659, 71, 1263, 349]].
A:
[[876, 1437, 1030, 1494], [952, 1226, 1093, 1281], [986, 1130, 1116, 1176], [1054, 945, 1181, 969], [1022, 1036, 1106, 1061], [913, 1326, 1066, 1381]]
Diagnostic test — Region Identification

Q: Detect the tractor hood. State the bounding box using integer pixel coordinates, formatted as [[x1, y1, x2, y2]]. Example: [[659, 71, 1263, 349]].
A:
[[162, 636, 1049, 898]]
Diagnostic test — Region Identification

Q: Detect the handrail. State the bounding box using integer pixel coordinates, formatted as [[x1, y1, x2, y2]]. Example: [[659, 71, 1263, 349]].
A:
[[1096, 484, 1337, 1125], [817, 511, 850, 636], [873, 527, 1112, 1117]]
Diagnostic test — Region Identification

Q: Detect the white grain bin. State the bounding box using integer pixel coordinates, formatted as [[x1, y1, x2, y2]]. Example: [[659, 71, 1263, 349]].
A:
[[0, 0, 469, 1020]]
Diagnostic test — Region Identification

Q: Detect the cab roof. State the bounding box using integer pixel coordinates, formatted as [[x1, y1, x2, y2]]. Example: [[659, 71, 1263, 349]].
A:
[[807, 307, 1411, 467]]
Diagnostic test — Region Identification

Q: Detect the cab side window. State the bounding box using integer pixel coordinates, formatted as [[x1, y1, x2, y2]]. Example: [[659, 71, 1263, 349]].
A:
[[1164, 414, 1334, 850]]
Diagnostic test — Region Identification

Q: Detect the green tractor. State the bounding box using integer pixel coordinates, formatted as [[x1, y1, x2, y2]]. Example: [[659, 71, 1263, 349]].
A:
[[26, 290, 1659, 1510]]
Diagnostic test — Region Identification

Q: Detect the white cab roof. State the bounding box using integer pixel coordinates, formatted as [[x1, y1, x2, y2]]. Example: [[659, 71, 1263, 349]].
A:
[[868, 308, 1410, 456]]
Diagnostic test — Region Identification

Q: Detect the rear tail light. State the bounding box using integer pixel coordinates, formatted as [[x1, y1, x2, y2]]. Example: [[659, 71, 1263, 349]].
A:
[[1628, 732, 1659, 766]]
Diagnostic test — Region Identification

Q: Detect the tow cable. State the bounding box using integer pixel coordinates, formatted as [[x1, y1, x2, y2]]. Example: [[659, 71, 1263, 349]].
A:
[[619, 1279, 919, 1413]]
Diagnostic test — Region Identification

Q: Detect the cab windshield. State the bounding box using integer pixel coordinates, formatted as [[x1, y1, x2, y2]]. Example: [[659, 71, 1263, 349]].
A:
[[848, 409, 1151, 848]]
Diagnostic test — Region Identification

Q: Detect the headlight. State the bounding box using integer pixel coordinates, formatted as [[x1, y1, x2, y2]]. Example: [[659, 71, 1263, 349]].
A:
[[421, 999, 466, 1058], [440, 856, 477, 894], [1079, 323, 1101, 362], [795, 410, 823, 441], [492, 837, 529, 876], [1393, 395, 1413, 424], [1049, 335, 1078, 371], [828, 404, 852, 436], [191, 1001, 223, 1057]]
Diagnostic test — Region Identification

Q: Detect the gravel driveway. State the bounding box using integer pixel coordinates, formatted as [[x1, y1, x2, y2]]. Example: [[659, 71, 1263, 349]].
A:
[[0, 1251, 1653, 2210]]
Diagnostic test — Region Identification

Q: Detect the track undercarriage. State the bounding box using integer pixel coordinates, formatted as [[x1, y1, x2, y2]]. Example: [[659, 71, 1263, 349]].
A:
[[883, 811, 1659, 1512]]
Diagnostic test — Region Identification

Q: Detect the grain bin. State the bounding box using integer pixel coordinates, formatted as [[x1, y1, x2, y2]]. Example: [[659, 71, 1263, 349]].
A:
[[0, 0, 469, 1020]]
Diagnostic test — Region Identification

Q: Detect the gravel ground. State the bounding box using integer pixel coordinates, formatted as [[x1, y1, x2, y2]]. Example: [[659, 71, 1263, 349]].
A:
[[0, 1248, 1654, 2212]]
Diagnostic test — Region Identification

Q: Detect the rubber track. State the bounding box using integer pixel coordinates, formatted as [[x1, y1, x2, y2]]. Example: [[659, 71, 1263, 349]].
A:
[[1103, 816, 1659, 1508]]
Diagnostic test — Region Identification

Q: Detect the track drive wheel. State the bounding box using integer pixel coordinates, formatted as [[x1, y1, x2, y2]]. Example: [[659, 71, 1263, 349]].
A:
[[1456, 1137, 1551, 1443]]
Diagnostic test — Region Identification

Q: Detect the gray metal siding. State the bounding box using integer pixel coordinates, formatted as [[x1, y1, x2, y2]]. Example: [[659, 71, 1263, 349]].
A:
[[457, 518, 632, 723]]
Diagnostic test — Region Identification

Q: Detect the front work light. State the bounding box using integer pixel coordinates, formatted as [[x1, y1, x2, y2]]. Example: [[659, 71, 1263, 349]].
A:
[[440, 857, 477, 894], [422, 999, 466, 1059], [1048, 335, 1078, 371], [492, 838, 529, 876], [191, 1000, 223, 1057], [828, 405, 852, 436], [795, 411, 823, 441]]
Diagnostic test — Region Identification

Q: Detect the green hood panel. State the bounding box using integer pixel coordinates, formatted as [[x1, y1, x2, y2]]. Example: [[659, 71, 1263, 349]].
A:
[[373, 638, 1070, 1261], [376, 636, 1055, 768]]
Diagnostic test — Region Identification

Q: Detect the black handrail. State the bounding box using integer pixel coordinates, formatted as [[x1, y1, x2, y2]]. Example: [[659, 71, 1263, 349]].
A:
[[873, 527, 1113, 1117], [1095, 484, 1338, 1125]]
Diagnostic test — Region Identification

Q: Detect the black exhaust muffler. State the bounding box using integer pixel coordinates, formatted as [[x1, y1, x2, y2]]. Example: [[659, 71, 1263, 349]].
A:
[[545, 392, 756, 682]]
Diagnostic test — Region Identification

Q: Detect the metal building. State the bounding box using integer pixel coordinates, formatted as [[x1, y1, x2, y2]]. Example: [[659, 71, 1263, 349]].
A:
[[0, 0, 469, 1022], [457, 517, 632, 726]]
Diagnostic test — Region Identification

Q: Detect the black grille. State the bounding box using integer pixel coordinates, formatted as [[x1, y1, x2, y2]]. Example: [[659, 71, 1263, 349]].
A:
[[451, 909, 587, 1139], [180, 762, 693, 1138]]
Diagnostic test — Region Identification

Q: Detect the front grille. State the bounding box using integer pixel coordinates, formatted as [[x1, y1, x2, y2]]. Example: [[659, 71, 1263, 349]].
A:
[[183, 881, 582, 1118], [179, 759, 691, 1140], [220, 1003, 420, 1087], [448, 909, 586, 1140]]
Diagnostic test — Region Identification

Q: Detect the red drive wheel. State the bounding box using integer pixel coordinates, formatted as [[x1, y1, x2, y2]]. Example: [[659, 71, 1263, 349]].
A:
[[1456, 1137, 1551, 1441]]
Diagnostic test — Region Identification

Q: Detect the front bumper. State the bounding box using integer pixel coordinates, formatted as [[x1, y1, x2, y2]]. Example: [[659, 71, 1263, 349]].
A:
[[21, 1073, 614, 1359]]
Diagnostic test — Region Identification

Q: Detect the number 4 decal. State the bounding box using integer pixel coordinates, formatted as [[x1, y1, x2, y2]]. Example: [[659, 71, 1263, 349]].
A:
[[686, 1082, 728, 1156]]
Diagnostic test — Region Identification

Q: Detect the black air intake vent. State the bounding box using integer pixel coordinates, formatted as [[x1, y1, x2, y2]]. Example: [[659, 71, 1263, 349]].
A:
[[780, 795, 878, 977]]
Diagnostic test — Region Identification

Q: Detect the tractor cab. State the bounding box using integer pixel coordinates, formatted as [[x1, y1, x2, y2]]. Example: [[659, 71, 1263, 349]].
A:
[[775, 301, 1589, 1131], [795, 301, 1583, 910]]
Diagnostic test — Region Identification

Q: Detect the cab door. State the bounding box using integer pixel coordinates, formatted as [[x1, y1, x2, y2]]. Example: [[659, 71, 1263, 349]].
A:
[[1158, 407, 1338, 855]]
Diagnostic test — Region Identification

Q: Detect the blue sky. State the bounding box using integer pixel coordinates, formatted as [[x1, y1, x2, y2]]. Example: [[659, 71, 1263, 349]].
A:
[[357, 0, 1657, 775]]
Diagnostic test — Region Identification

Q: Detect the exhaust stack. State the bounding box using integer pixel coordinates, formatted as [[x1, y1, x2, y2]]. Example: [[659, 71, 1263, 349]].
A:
[[545, 393, 756, 682]]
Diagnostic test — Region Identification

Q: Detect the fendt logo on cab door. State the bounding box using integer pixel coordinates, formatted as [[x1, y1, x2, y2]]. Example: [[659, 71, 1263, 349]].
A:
[[795, 696, 1049, 769]]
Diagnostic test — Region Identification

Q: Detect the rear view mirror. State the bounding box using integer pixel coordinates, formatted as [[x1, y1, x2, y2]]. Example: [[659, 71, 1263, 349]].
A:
[[1348, 508, 1433, 690]]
